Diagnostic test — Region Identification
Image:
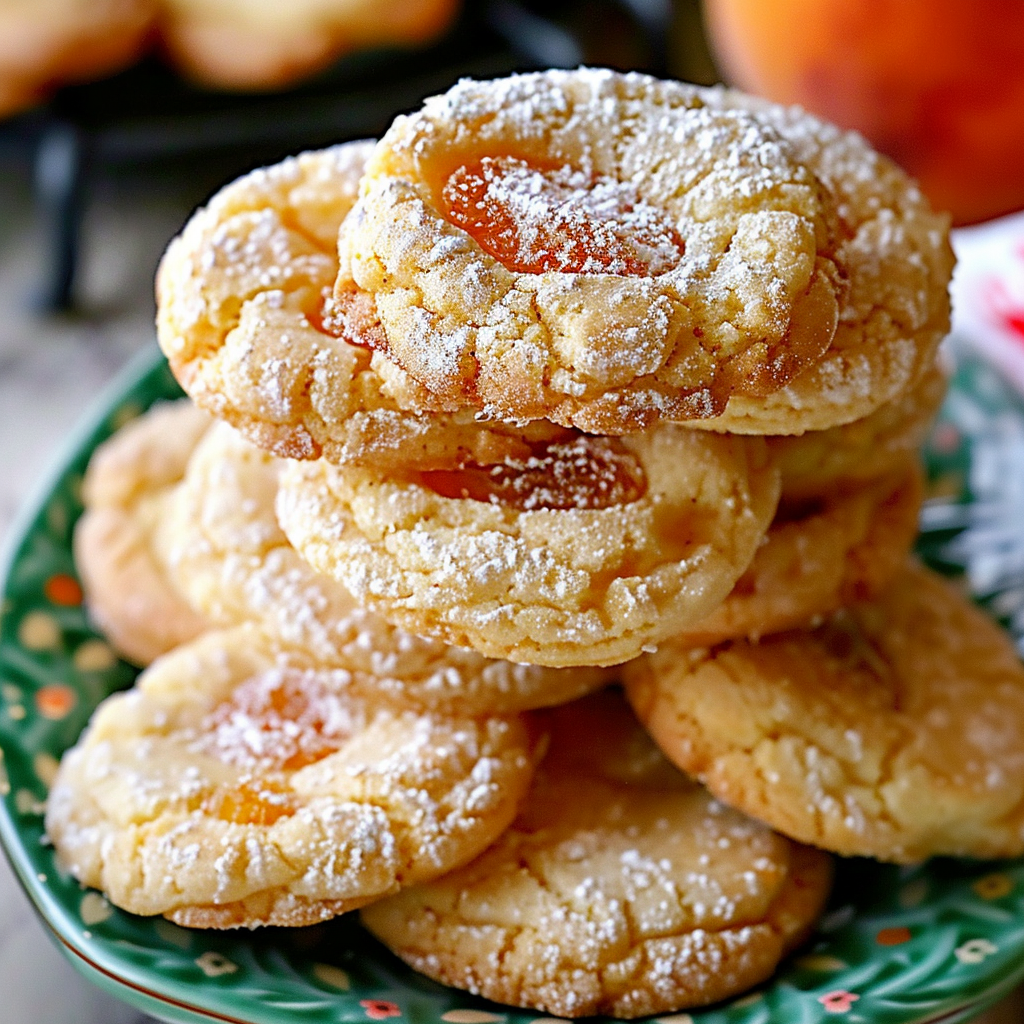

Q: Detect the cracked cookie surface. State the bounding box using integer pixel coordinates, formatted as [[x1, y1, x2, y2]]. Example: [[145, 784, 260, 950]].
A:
[[45, 624, 540, 928], [341, 68, 844, 433], [626, 561, 1024, 862], [73, 399, 213, 665], [276, 425, 781, 667], [163, 421, 611, 711], [361, 689, 832, 1018], [160, 0, 459, 91]]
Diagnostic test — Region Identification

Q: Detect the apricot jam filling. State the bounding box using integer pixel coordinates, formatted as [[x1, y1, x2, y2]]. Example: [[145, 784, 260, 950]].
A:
[[203, 670, 353, 773], [417, 433, 647, 511], [441, 155, 685, 276], [203, 780, 296, 827]]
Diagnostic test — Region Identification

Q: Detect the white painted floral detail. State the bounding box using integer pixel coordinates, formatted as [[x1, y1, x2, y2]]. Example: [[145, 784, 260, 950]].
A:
[[955, 938, 998, 965], [196, 951, 238, 977], [79, 892, 113, 926]]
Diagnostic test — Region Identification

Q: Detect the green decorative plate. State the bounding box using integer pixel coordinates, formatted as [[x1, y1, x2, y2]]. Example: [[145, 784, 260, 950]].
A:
[[3, 344, 1024, 1024]]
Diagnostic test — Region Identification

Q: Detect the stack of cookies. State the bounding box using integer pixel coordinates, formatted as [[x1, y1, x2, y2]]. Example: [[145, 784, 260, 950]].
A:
[[46, 69, 1024, 1018]]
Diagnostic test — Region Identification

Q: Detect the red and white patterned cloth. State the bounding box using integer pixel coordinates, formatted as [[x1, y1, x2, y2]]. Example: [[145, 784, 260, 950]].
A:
[[952, 211, 1024, 395]]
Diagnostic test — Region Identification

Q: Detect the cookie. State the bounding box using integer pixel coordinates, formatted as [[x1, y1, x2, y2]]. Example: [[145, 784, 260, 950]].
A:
[[156, 141, 569, 474], [340, 67, 844, 433], [674, 463, 923, 647], [362, 689, 833, 1018], [73, 400, 213, 665], [161, 0, 459, 90], [766, 359, 947, 500], [163, 421, 611, 712], [625, 561, 1024, 862], [340, 68, 952, 435], [45, 624, 540, 928], [276, 426, 782, 667]]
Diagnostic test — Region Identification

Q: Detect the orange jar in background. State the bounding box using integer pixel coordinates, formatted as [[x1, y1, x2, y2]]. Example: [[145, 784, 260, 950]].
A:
[[702, 0, 1024, 225]]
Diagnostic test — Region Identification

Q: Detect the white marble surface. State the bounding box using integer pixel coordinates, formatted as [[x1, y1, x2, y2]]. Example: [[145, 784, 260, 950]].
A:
[[2, 158, 1024, 1024]]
